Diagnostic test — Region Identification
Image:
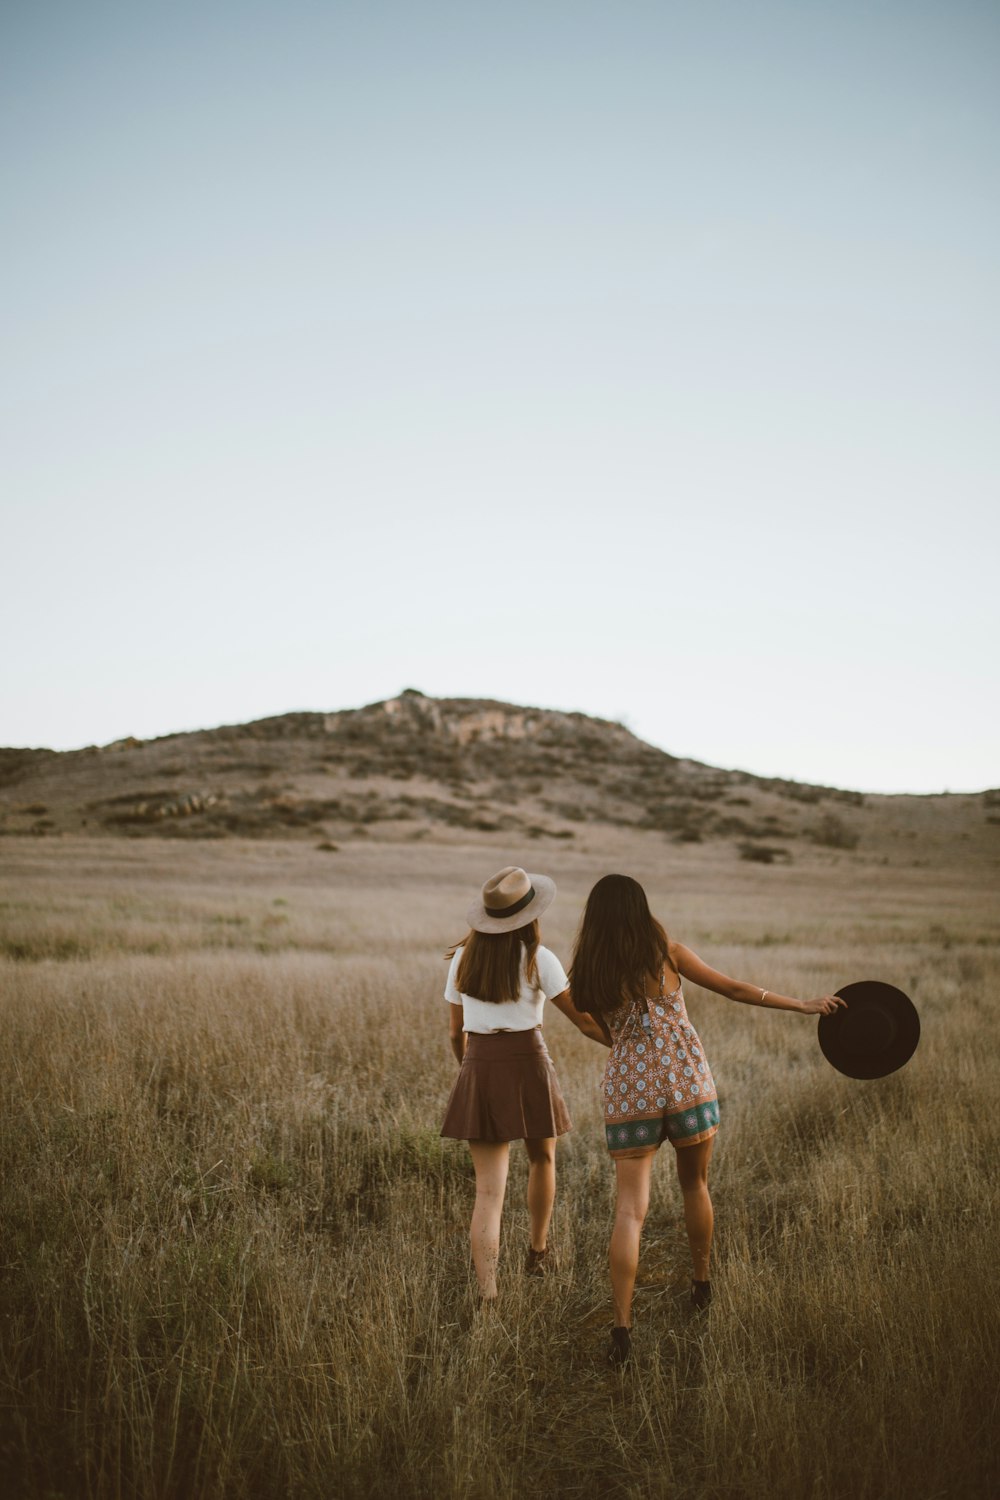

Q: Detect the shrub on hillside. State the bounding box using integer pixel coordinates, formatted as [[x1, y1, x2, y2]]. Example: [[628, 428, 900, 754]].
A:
[[739, 842, 792, 864], [809, 812, 860, 850]]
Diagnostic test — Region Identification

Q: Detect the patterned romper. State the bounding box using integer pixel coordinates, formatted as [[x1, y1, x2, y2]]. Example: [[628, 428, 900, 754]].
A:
[[603, 968, 720, 1157]]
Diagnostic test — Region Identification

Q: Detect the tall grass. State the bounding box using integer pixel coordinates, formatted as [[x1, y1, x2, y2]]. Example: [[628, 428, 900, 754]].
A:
[[0, 839, 997, 1498]]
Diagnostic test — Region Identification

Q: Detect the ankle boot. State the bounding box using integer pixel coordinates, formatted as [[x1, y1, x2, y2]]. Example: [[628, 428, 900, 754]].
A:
[[607, 1325, 632, 1367], [525, 1246, 551, 1277], [690, 1279, 712, 1312]]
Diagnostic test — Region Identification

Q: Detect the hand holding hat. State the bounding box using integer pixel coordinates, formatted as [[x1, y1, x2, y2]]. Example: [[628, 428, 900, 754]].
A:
[[799, 993, 849, 1017]]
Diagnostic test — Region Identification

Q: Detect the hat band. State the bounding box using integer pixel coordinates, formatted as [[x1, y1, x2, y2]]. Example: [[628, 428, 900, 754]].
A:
[[484, 885, 536, 920]]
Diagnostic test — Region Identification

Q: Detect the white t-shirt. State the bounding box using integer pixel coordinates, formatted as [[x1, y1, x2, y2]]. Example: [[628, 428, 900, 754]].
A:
[[445, 944, 570, 1034]]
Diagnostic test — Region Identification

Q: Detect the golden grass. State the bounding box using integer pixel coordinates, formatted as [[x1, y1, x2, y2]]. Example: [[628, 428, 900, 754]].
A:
[[1, 836, 998, 1499]]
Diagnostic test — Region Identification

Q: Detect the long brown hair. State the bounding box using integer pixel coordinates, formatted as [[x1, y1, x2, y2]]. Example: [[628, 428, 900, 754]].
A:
[[446, 920, 541, 1003], [569, 874, 670, 1016]]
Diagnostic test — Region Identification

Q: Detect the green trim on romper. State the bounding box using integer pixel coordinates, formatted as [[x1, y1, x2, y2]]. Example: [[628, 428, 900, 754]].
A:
[[605, 1099, 720, 1153]]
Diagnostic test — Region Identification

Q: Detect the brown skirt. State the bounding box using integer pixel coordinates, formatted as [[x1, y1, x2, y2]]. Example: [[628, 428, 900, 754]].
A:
[[440, 1028, 573, 1143]]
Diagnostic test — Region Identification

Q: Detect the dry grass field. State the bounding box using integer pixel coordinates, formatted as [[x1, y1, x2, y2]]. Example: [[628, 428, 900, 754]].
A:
[[1, 828, 998, 1499]]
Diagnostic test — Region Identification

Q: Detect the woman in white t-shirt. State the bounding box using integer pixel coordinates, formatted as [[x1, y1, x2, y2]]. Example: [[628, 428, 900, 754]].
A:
[[441, 866, 608, 1300]]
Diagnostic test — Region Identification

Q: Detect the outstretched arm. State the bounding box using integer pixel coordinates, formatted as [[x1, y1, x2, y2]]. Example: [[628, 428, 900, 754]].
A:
[[548, 989, 613, 1046], [672, 943, 846, 1017]]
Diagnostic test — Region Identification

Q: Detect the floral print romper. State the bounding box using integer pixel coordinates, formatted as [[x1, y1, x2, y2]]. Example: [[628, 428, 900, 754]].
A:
[[603, 967, 720, 1157]]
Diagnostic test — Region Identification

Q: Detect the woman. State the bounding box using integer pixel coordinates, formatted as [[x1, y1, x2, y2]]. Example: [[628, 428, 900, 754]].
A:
[[570, 873, 846, 1366], [441, 865, 607, 1302]]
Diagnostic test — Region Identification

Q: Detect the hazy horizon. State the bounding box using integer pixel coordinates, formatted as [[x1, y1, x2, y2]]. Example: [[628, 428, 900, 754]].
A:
[[3, 686, 991, 799]]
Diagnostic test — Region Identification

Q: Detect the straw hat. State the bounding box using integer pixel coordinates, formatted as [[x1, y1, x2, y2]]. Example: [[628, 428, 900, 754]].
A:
[[466, 866, 556, 934], [818, 980, 920, 1079]]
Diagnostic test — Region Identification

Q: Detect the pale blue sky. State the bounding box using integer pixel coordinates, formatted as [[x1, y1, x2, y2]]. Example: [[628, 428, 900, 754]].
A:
[[2, 0, 998, 792]]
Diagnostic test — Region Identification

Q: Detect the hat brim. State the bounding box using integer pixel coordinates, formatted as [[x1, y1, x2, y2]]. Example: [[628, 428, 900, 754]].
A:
[[466, 873, 557, 934], [818, 981, 920, 1079]]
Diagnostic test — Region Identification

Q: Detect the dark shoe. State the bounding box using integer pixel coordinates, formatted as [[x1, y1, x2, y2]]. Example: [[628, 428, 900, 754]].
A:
[[607, 1325, 632, 1367], [525, 1246, 552, 1277], [691, 1279, 712, 1312]]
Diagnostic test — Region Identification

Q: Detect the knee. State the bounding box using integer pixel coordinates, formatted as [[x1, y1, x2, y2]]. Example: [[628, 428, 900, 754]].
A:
[[615, 1197, 649, 1229], [526, 1143, 555, 1168]]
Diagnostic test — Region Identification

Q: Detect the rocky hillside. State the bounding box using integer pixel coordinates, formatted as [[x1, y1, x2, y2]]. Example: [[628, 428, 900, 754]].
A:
[[1, 690, 994, 863]]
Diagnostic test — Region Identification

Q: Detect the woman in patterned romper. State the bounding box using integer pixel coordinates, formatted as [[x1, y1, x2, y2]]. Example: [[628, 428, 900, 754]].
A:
[[570, 874, 845, 1366]]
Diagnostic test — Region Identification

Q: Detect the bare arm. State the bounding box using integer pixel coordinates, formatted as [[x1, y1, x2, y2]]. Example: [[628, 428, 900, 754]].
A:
[[547, 989, 613, 1047], [671, 943, 846, 1017], [448, 1003, 467, 1064]]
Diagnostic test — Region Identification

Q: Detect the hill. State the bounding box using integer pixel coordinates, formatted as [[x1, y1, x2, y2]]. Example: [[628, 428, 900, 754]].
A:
[[0, 690, 995, 865]]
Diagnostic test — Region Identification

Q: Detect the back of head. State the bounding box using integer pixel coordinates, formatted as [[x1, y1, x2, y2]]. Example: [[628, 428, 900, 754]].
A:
[[450, 921, 541, 1002], [570, 874, 669, 1015]]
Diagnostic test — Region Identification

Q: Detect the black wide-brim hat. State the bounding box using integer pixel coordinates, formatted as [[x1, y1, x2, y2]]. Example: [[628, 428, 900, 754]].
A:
[[818, 981, 920, 1080]]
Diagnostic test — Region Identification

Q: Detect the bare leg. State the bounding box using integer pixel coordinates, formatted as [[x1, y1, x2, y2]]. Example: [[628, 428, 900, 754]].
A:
[[468, 1140, 510, 1298], [609, 1152, 655, 1328], [674, 1136, 715, 1281], [523, 1136, 556, 1252]]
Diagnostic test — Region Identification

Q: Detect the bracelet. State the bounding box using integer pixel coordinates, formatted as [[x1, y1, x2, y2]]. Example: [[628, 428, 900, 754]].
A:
[[760, 988, 769, 1003]]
